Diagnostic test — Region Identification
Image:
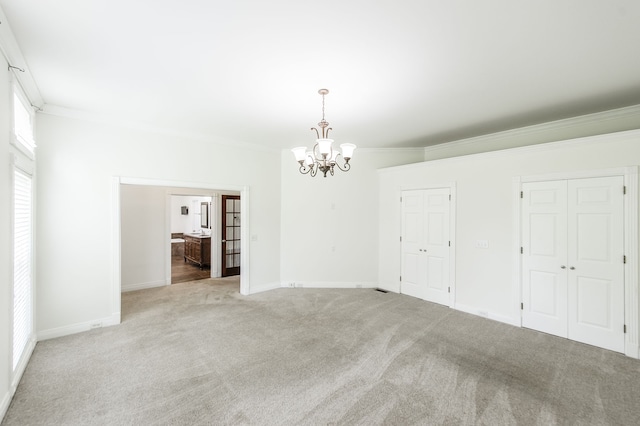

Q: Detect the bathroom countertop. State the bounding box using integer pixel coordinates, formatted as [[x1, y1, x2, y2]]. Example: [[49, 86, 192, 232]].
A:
[[184, 233, 211, 239]]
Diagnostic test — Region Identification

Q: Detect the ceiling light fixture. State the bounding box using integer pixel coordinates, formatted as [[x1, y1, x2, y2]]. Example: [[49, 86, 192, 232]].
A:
[[291, 89, 356, 178]]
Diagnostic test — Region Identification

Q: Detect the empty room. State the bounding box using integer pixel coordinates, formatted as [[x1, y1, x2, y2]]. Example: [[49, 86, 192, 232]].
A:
[[1, 1, 640, 424]]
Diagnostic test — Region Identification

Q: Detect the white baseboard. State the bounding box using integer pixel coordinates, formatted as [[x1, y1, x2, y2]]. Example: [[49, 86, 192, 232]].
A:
[[280, 281, 378, 289], [121, 279, 167, 293], [248, 281, 281, 294], [37, 312, 121, 341], [2, 336, 36, 423], [0, 389, 10, 424], [453, 302, 520, 327], [376, 282, 400, 293]]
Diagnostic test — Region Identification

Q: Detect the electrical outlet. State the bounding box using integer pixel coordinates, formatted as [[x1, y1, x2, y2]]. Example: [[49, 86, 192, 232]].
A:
[[475, 240, 489, 249], [90, 322, 102, 329], [288, 282, 295, 288]]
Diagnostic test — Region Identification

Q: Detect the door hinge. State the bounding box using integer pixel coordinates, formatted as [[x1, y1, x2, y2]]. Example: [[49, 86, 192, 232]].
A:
[[448, 241, 451, 247], [520, 247, 523, 254], [623, 255, 626, 264], [624, 324, 627, 333], [623, 186, 626, 195], [400, 196, 402, 202], [449, 194, 451, 201], [520, 191, 523, 199], [400, 236, 402, 242], [399, 276, 402, 282], [521, 302, 524, 310]]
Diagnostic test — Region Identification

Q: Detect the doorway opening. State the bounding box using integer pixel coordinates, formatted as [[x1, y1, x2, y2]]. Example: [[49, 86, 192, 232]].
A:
[[170, 194, 213, 284], [113, 177, 250, 319]]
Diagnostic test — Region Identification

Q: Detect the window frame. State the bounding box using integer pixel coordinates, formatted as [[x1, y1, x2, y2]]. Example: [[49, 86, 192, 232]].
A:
[[10, 81, 37, 159]]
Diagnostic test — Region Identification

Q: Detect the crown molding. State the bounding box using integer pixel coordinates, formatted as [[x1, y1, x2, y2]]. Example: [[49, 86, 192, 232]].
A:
[[423, 104, 640, 156], [379, 128, 640, 174], [0, 6, 44, 107], [41, 104, 280, 153]]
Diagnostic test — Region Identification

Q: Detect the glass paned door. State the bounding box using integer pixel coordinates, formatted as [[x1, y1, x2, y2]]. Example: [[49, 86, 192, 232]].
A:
[[222, 195, 240, 276]]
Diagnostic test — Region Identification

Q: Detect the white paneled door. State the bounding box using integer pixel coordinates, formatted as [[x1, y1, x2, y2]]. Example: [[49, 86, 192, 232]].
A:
[[522, 176, 625, 352], [521, 180, 568, 338], [401, 188, 451, 306]]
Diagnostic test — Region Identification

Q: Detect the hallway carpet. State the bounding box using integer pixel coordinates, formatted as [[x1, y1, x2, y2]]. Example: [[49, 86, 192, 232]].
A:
[[3, 278, 640, 425]]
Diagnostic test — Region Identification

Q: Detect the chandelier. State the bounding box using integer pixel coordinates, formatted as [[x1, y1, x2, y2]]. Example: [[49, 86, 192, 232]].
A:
[[291, 89, 356, 177]]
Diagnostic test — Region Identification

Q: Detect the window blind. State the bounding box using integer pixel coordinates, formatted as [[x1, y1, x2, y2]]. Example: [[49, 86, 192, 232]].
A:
[[13, 168, 33, 371]]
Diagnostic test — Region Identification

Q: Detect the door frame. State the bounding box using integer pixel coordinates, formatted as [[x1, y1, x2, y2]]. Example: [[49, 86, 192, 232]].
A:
[[399, 182, 457, 308], [111, 177, 251, 324], [513, 166, 638, 358], [221, 194, 241, 277]]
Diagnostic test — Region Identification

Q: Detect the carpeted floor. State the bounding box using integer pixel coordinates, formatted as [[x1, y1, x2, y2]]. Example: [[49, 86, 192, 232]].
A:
[[3, 278, 640, 425]]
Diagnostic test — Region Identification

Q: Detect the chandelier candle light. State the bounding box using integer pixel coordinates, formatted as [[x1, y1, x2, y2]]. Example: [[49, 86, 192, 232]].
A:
[[291, 89, 356, 177]]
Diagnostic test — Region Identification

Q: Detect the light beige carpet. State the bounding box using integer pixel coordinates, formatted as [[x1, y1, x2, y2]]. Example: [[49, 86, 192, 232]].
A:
[[3, 277, 640, 425]]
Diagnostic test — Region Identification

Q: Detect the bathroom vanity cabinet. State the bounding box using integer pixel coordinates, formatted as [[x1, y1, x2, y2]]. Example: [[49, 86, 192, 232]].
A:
[[183, 234, 211, 269]]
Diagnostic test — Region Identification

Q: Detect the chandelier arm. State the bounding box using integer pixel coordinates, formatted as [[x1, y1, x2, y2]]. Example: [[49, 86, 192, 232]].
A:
[[311, 128, 320, 139], [298, 163, 313, 175], [325, 127, 332, 138], [334, 156, 352, 172]]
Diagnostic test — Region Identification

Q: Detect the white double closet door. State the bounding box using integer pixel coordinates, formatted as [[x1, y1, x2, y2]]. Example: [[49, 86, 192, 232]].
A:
[[521, 176, 625, 352], [401, 188, 451, 306]]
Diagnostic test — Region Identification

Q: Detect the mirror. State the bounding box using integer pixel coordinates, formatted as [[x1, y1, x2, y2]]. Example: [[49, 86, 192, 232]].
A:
[[200, 202, 209, 228]]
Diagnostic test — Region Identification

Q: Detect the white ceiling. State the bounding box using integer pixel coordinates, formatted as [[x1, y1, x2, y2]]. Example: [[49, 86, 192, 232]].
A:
[[2, 0, 640, 150]]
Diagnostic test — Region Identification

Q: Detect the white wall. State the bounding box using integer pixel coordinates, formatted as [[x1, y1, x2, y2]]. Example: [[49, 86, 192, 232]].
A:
[[171, 195, 213, 234], [36, 113, 282, 338], [121, 185, 167, 291], [378, 130, 640, 331], [280, 148, 424, 287]]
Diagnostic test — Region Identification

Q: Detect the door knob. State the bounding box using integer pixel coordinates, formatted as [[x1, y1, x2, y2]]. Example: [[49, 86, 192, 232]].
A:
[[570, 266, 575, 270], [560, 265, 566, 269]]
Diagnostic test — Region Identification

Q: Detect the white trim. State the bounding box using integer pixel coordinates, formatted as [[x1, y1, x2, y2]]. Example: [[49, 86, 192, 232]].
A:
[[422, 104, 640, 157], [512, 176, 523, 326], [248, 282, 282, 294], [514, 166, 639, 358], [624, 167, 639, 358], [110, 178, 122, 327], [121, 280, 167, 293], [112, 177, 251, 300], [280, 281, 378, 289], [0, 336, 35, 422], [0, 391, 10, 424], [164, 193, 172, 285], [37, 313, 121, 341], [398, 182, 457, 308], [453, 303, 520, 327], [377, 282, 400, 293], [11, 337, 35, 390], [10, 81, 37, 156], [378, 128, 640, 174], [240, 189, 250, 296]]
